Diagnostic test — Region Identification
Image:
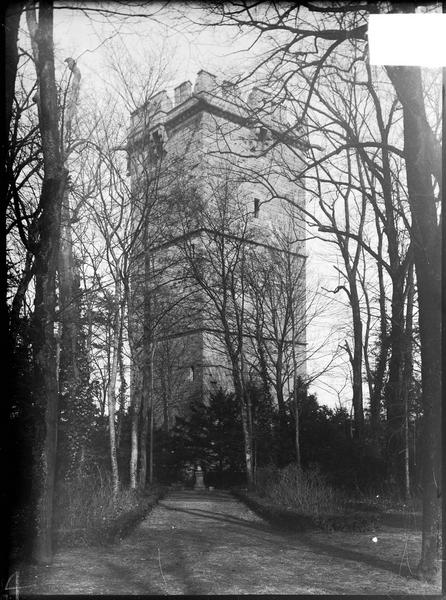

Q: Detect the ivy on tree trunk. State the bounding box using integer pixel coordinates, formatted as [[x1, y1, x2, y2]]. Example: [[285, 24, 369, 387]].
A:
[[27, 0, 66, 564]]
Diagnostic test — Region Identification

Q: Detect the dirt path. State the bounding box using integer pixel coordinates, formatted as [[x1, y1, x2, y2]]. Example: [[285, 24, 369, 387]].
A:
[[18, 490, 440, 595]]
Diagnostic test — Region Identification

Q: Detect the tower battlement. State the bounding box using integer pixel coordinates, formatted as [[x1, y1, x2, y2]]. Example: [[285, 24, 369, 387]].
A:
[[128, 70, 305, 150]]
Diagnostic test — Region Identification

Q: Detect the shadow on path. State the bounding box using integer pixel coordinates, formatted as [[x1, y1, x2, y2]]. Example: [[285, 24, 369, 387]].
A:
[[158, 499, 414, 579], [158, 502, 272, 532]]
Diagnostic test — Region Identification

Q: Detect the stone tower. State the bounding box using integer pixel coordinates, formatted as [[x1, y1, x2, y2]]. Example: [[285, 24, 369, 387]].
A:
[[127, 70, 307, 430]]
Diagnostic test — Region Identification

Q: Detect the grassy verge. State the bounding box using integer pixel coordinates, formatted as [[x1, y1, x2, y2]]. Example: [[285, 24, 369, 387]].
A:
[[54, 472, 167, 548], [233, 488, 382, 532], [345, 494, 422, 530], [233, 464, 382, 532]]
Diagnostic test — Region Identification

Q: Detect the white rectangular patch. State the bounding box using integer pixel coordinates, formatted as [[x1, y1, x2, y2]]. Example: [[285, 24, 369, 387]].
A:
[[368, 14, 446, 67]]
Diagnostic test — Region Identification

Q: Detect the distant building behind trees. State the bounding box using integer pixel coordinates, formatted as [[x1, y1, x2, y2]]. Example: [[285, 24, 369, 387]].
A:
[[127, 70, 307, 431]]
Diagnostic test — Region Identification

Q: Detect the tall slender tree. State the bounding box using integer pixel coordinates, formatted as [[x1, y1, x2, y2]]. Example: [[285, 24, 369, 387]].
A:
[[26, 0, 66, 563]]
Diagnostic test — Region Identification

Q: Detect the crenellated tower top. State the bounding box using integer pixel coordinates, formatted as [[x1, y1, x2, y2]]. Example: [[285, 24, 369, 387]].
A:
[[128, 70, 308, 151]]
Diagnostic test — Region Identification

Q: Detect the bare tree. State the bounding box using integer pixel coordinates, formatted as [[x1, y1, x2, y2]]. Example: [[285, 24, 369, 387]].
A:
[[6, 56, 41, 346], [244, 230, 307, 465], [209, 3, 441, 579], [26, 0, 66, 564]]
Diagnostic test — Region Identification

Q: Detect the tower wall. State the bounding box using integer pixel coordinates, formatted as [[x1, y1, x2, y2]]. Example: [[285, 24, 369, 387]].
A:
[[128, 71, 307, 428]]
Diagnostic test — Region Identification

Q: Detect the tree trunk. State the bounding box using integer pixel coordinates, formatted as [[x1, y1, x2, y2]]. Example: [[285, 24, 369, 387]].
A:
[[274, 354, 289, 458], [386, 65, 441, 583], [347, 282, 364, 439], [290, 308, 302, 469], [128, 299, 141, 489], [254, 321, 272, 405], [232, 364, 254, 488], [148, 342, 157, 484], [116, 315, 125, 449], [139, 241, 154, 489], [159, 343, 171, 434], [240, 398, 254, 488], [57, 55, 85, 478], [402, 261, 414, 500], [107, 288, 122, 497], [139, 339, 155, 489], [148, 377, 154, 485], [58, 55, 81, 381], [27, 0, 65, 564], [129, 368, 141, 490], [139, 392, 148, 489], [369, 217, 389, 433], [336, 162, 365, 441], [370, 331, 389, 432], [292, 378, 302, 470], [162, 373, 170, 434], [58, 189, 80, 377], [384, 272, 406, 491]]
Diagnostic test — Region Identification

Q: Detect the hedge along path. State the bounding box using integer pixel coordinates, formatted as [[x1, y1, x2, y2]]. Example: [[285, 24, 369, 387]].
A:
[[19, 490, 440, 595]]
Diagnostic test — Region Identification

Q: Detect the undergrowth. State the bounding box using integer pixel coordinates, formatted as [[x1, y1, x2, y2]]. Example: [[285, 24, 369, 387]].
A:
[[255, 464, 347, 516], [235, 464, 382, 532], [53, 467, 164, 547], [353, 489, 422, 513]]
